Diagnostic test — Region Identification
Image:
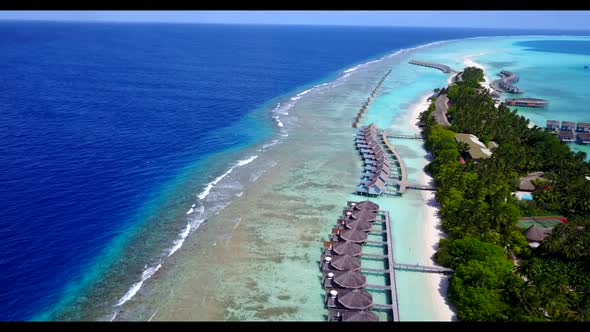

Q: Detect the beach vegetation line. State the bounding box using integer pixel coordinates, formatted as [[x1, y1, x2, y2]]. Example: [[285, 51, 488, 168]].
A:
[[419, 67, 590, 321]]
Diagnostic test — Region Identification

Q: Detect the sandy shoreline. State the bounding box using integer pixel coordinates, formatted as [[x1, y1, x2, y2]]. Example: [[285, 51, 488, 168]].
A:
[[463, 56, 502, 107], [407, 86, 456, 321]]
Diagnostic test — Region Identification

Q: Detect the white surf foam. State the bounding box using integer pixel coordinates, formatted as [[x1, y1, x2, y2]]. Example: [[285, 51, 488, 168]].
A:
[[343, 64, 361, 73], [186, 208, 194, 215], [115, 263, 162, 306], [236, 155, 258, 166], [167, 223, 192, 257], [290, 90, 311, 101], [197, 155, 258, 200]]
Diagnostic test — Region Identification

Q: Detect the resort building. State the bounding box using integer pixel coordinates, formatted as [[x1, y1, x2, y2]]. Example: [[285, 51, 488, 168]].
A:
[[576, 122, 590, 133], [522, 225, 553, 248], [355, 123, 394, 196], [505, 98, 548, 108], [454, 133, 492, 161], [546, 120, 560, 132], [558, 130, 575, 142], [577, 132, 590, 144], [433, 94, 450, 127], [561, 121, 575, 131], [518, 171, 545, 192]]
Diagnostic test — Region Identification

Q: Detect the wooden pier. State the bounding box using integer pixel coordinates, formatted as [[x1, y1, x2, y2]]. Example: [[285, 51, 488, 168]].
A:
[[405, 183, 437, 191], [383, 211, 400, 322], [381, 133, 408, 194], [384, 133, 423, 140], [409, 60, 454, 74], [352, 69, 392, 128], [321, 206, 454, 322], [394, 263, 454, 274], [494, 70, 522, 94], [506, 98, 549, 108]]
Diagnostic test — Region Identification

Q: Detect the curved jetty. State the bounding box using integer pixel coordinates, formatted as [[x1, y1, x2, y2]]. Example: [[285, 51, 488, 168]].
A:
[[409, 60, 453, 73], [497, 70, 521, 94], [505, 98, 548, 108]]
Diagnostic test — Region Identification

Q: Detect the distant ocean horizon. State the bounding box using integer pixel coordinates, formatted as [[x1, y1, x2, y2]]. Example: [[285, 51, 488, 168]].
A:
[[1, 21, 589, 321]]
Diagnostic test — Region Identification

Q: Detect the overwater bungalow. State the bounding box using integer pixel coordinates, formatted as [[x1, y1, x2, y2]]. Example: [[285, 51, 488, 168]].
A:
[[546, 120, 560, 132], [577, 132, 590, 144], [505, 98, 548, 108], [345, 208, 377, 219], [558, 130, 575, 142], [343, 219, 373, 232], [360, 171, 388, 185], [334, 288, 373, 310], [561, 121, 575, 131], [323, 270, 366, 289], [339, 229, 369, 243], [357, 177, 386, 196], [332, 270, 367, 289], [330, 254, 362, 271], [343, 213, 377, 226], [576, 122, 590, 133], [332, 240, 363, 256], [339, 310, 379, 322], [364, 163, 391, 173], [346, 201, 379, 212]]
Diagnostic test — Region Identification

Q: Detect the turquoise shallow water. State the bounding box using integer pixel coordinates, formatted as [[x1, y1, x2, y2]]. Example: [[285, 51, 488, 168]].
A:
[[49, 35, 590, 321]]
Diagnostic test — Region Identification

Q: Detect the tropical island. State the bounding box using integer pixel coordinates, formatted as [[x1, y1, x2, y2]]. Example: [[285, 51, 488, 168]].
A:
[[418, 67, 590, 321]]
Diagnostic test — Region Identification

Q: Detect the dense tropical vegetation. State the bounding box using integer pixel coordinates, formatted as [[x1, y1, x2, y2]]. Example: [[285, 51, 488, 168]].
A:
[[420, 67, 590, 321]]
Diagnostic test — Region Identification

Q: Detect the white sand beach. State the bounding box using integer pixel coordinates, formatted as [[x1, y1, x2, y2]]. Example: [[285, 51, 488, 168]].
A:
[[407, 92, 456, 321], [463, 56, 502, 107]]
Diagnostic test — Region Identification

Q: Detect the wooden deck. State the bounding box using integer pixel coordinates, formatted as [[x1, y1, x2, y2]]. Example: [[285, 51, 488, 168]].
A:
[[381, 133, 408, 194], [384, 133, 423, 140], [409, 60, 454, 74], [405, 183, 437, 191], [394, 263, 454, 274], [383, 211, 400, 322]]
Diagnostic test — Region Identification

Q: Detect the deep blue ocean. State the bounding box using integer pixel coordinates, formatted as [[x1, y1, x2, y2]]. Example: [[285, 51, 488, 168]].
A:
[[1, 21, 588, 321]]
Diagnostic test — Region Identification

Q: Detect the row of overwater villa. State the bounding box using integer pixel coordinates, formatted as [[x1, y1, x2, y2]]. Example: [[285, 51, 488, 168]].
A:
[[320, 201, 398, 322], [354, 124, 402, 196]]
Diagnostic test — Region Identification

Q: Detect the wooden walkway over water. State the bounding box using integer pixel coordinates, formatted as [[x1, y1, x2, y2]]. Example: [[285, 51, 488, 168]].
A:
[[405, 183, 437, 191], [409, 60, 454, 74], [383, 211, 399, 321], [384, 133, 423, 140], [352, 69, 392, 128], [381, 132, 438, 193], [394, 263, 454, 274], [381, 133, 408, 194]]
